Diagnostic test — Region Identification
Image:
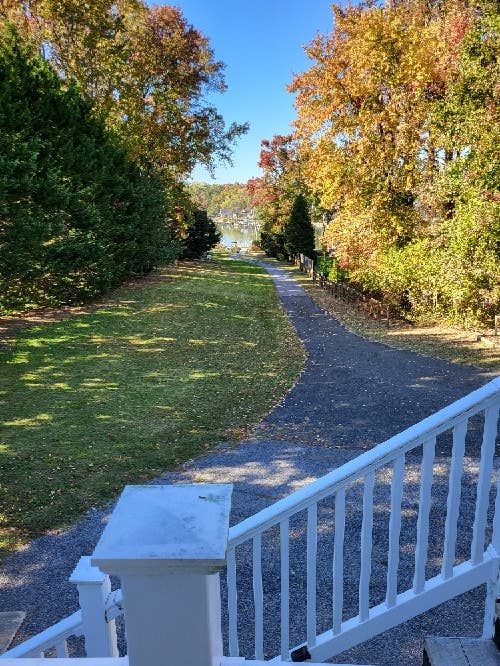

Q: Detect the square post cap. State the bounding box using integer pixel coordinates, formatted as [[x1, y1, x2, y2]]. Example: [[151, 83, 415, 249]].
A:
[[91, 484, 233, 575]]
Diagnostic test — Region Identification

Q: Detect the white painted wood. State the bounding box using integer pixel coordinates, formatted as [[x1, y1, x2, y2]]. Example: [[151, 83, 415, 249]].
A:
[[386, 453, 405, 608], [54, 640, 69, 658], [307, 503, 318, 647], [0, 612, 82, 658], [3, 657, 128, 666], [442, 421, 468, 579], [279, 519, 289, 661], [92, 484, 232, 666], [413, 437, 436, 594], [92, 484, 233, 574], [472, 406, 500, 564], [70, 557, 118, 658], [228, 378, 500, 549], [482, 577, 497, 638], [359, 471, 375, 621], [333, 488, 346, 634], [491, 458, 500, 554], [307, 555, 498, 663], [226, 547, 239, 658], [103, 589, 124, 623], [252, 535, 264, 661]]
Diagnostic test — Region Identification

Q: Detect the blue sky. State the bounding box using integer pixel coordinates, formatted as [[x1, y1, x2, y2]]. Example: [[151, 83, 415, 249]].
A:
[[160, 1, 336, 184]]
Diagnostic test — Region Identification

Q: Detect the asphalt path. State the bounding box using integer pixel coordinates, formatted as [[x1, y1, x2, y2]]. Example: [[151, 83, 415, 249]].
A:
[[0, 258, 496, 665]]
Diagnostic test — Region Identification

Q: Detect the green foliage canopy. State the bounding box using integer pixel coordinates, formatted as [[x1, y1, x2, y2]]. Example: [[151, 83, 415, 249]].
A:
[[285, 0, 500, 325], [0, 25, 176, 311]]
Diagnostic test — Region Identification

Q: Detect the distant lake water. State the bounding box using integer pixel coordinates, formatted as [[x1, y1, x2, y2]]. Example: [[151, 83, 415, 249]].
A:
[[219, 225, 258, 248]]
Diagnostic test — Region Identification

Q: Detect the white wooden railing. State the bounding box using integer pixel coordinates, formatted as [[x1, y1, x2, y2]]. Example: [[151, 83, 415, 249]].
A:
[[2, 377, 500, 663], [225, 376, 500, 661]]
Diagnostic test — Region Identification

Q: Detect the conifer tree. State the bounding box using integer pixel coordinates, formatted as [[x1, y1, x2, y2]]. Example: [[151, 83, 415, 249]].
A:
[[0, 24, 175, 310], [284, 194, 315, 259]]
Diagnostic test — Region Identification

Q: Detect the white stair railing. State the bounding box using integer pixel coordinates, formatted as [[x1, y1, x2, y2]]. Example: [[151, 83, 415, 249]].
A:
[[225, 377, 500, 662]]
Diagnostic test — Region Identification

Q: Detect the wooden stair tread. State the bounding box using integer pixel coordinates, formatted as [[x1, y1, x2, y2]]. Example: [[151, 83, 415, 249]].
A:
[[0, 612, 26, 654], [424, 637, 500, 666]]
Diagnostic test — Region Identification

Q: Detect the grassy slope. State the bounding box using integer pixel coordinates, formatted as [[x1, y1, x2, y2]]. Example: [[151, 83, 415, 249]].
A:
[[0, 259, 305, 558]]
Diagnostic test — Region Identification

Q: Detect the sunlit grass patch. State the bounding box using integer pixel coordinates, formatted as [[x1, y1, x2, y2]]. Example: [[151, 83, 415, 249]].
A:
[[0, 259, 305, 559]]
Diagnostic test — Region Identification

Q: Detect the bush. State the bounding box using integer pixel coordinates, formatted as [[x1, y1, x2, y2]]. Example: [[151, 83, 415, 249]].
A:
[[181, 208, 221, 259], [260, 230, 286, 260], [316, 254, 349, 282]]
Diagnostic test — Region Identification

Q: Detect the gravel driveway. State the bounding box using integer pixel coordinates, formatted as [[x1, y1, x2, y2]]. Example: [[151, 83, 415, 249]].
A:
[[0, 258, 496, 665]]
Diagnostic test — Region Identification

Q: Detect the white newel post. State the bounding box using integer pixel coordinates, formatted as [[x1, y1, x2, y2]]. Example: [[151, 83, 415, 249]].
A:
[[69, 556, 119, 657], [91, 483, 233, 666]]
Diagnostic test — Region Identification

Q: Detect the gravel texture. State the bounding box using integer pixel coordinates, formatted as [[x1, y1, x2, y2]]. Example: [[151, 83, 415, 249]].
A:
[[0, 258, 497, 665]]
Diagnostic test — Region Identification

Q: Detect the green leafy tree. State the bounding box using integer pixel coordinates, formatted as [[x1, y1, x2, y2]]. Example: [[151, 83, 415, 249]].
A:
[[2, 1, 248, 181], [284, 193, 315, 259], [181, 208, 221, 259]]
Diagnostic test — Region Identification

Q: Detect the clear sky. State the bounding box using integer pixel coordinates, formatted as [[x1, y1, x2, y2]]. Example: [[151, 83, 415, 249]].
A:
[[159, 1, 336, 184]]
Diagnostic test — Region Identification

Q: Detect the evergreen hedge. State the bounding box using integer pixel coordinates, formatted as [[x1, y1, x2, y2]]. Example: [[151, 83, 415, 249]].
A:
[[0, 25, 178, 312]]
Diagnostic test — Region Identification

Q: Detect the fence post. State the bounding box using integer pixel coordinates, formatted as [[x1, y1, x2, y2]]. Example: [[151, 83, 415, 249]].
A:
[[69, 556, 118, 657], [91, 484, 232, 666]]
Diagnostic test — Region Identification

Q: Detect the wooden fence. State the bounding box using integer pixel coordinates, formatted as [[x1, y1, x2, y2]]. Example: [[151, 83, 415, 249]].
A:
[[294, 254, 392, 325]]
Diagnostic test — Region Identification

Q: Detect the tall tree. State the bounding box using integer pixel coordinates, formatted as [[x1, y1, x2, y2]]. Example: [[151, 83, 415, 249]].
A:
[[289, 2, 445, 267], [181, 208, 221, 259], [247, 134, 304, 258], [284, 194, 315, 259], [1, 1, 248, 181]]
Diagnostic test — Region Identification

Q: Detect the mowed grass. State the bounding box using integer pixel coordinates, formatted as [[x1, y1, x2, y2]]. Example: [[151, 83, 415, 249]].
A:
[[0, 259, 305, 559]]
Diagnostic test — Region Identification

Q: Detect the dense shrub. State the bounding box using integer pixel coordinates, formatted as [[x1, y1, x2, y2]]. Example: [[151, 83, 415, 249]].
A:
[[0, 25, 177, 311], [260, 230, 286, 260], [316, 255, 349, 283], [181, 208, 221, 259]]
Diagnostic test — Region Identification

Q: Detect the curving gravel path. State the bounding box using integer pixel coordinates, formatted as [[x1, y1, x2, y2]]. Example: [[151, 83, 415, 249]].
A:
[[0, 258, 496, 664]]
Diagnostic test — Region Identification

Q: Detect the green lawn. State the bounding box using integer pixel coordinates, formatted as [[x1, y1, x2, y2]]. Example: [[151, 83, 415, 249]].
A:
[[0, 259, 305, 559]]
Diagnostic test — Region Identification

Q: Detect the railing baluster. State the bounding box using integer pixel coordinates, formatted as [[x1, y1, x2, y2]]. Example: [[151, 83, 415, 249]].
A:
[[307, 503, 318, 647], [252, 534, 264, 660], [55, 639, 69, 657], [413, 437, 436, 594], [280, 519, 290, 661], [442, 420, 468, 579], [491, 448, 500, 553], [359, 471, 375, 621], [386, 453, 405, 607], [333, 487, 346, 634], [227, 546, 239, 657], [471, 405, 500, 564]]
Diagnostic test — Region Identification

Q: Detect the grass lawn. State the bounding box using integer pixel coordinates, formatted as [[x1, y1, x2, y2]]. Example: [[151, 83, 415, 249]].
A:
[[0, 259, 305, 559], [267, 256, 500, 372]]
